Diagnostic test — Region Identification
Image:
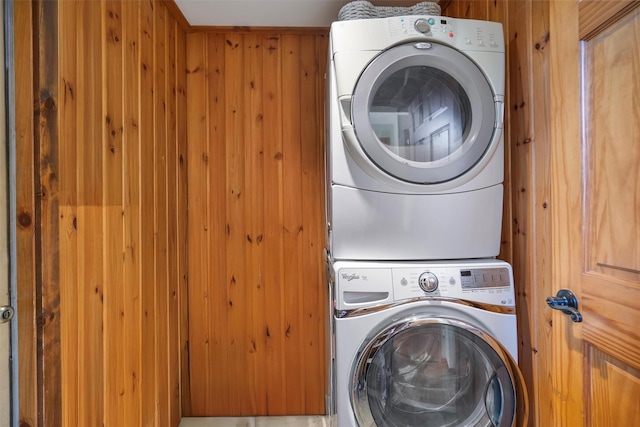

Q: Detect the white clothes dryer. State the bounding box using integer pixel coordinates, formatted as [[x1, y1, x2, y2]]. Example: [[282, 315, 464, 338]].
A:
[[329, 259, 527, 427], [326, 16, 505, 260]]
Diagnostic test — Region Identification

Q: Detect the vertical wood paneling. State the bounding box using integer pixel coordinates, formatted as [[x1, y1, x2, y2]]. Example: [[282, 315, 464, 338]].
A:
[[299, 34, 325, 414], [185, 32, 210, 415], [14, 1, 38, 425], [529, 4, 551, 427], [167, 17, 182, 427], [208, 31, 230, 415], [77, 3, 105, 426], [36, 0, 62, 425], [17, 1, 187, 426], [58, 1, 78, 426], [226, 31, 251, 415], [176, 24, 189, 427], [122, 1, 142, 424], [442, 0, 460, 17], [244, 32, 265, 415], [102, 2, 126, 425], [281, 34, 304, 413], [506, 0, 532, 329], [504, 2, 550, 425], [457, 0, 488, 20], [505, 4, 536, 427], [261, 33, 286, 416], [186, 29, 328, 416], [154, 5, 170, 426], [139, 1, 158, 425]]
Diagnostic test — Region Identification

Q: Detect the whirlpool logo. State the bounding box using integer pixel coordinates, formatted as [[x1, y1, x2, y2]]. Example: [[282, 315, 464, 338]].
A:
[[341, 272, 360, 281]]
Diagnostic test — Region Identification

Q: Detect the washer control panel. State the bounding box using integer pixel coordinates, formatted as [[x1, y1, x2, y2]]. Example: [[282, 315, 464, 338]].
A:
[[460, 267, 511, 289], [333, 260, 515, 311], [393, 265, 513, 306]]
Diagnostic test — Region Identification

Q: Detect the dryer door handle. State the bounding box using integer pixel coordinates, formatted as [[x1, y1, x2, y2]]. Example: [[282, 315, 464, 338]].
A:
[[546, 289, 583, 323]]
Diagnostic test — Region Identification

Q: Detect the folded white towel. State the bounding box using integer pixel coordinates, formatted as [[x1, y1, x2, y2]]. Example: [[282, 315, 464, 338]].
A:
[[338, 1, 442, 21]]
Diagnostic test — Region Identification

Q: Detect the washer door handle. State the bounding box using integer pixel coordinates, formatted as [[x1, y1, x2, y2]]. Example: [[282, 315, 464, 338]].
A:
[[546, 289, 583, 323], [484, 365, 515, 427]]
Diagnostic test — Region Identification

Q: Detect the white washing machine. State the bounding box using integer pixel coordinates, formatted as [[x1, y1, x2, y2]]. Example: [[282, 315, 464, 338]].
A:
[[326, 16, 505, 260], [329, 259, 526, 427]]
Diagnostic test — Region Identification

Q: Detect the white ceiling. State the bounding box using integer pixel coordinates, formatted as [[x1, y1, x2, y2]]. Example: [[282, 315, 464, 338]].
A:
[[174, 0, 429, 27]]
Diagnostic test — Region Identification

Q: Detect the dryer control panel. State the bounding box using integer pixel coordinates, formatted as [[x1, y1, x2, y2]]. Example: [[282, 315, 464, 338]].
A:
[[387, 16, 504, 50], [333, 260, 515, 311], [330, 16, 504, 54]]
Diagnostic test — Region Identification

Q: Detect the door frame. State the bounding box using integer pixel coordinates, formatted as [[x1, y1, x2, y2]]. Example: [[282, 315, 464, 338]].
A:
[[1, 0, 18, 425]]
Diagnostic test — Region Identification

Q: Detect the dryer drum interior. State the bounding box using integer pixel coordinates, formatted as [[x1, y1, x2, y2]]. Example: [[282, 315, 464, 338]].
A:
[[352, 318, 516, 427]]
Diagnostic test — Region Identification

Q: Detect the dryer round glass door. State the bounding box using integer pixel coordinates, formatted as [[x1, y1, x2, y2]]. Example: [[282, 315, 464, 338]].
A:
[[351, 317, 517, 427], [351, 42, 498, 184]]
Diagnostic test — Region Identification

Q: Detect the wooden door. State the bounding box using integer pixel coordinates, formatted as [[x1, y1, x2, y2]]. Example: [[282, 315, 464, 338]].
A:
[[544, 1, 640, 425]]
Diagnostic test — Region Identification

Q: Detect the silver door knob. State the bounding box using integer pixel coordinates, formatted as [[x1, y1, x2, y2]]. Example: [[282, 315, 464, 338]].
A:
[[546, 289, 582, 322], [0, 306, 14, 323]]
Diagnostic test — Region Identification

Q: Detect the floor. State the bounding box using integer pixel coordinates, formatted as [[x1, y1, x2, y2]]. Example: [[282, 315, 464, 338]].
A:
[[179, 416, 330, 427]]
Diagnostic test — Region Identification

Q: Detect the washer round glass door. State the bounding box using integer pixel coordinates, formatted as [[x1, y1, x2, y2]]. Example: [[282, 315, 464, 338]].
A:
[[351, 42, 497, 184], [352, 317, 516, 427]]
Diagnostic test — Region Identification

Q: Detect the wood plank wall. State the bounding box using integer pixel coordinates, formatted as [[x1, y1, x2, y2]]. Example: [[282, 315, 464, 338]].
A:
[[184, 30, 328, 416], [14, 0, 38, 425], [443, 2, 550, 426], [15, 1, 188, 426]]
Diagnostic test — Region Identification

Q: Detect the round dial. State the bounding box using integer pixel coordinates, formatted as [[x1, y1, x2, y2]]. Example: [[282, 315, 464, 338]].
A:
[[418, 272, 439, 292], [414, 18, 431, 34]]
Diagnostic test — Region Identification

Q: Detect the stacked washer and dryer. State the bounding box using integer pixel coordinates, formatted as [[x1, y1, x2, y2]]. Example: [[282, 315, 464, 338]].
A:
[[325, 5, 526, 427]]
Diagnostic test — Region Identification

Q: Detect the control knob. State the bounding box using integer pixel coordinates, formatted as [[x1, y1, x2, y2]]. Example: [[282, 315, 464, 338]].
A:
[[414, 19, 431, 34], [418, 272, 439, 293]]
